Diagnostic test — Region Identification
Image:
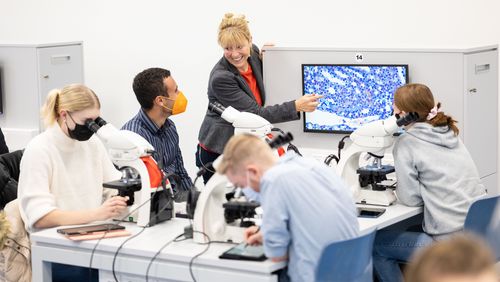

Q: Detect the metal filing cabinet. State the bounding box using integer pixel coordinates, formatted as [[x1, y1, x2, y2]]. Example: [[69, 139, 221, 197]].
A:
[[0, 42, 84, 150]]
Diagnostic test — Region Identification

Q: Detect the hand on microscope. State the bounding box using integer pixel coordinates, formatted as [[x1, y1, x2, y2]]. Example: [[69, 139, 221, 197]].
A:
[[295, 94, 323, 112], [244, 225, 263, 246], [94, 196, 129, 221]]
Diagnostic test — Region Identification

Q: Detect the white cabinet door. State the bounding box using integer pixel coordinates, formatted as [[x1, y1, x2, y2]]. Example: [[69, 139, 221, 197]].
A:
[[37, 44, 84, 110], [464, 51, 498, 181], [481, 173, 499, 195]]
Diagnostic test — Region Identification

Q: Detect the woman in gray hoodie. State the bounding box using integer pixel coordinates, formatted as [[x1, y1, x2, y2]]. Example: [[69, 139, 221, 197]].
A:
[[373, 83, 486, 282]]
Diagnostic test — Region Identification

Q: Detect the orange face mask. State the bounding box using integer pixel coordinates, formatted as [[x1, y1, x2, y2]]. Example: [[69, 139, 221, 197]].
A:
[[161, 91, 188, 115]]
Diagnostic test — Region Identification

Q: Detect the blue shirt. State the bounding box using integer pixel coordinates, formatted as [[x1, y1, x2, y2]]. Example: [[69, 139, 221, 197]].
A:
[[260, 153, 359, 282], [121, 109, 193, 191]]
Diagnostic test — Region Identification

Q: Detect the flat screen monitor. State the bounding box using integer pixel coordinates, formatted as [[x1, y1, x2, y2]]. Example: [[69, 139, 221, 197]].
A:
[[302, 64, 409, 133]]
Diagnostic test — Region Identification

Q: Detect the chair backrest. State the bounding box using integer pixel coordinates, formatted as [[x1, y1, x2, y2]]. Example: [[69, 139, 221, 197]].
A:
[[0, 150, 23, 182], [464, 195, 500, 260], [316, 228, 376, 282], [0, 150, 24, 209]]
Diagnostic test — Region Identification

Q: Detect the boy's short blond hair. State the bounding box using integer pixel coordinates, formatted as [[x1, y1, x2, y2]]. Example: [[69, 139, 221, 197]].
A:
[[218, 134, 273, 174]]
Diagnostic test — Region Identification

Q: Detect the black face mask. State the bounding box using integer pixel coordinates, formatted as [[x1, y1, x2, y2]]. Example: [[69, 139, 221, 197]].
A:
[[66, 113, 94, 141]]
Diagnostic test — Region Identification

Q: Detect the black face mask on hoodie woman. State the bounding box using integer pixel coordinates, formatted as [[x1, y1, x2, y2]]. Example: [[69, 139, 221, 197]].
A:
[[66, 113, 94, 141]]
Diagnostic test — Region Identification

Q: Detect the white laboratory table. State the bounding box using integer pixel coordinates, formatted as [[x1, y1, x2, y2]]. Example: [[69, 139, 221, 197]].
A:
[[31, 204, 422, 282], [31, 218, 284, 282], [358, 203, 423, 232]]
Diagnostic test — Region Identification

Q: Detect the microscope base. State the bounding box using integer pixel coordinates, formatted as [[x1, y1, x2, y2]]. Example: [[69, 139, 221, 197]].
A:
[[356, 189, 396, 206], [193, 224, 245, 244]]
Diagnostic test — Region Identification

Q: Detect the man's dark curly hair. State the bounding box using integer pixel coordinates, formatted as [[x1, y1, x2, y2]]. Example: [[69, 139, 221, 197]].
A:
[[132, 68, 171, 110]]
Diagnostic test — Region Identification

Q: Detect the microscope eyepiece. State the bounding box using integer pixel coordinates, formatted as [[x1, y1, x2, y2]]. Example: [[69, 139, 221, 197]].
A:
[[268, 132, 294, 149], [396, 112, 419, 127], [85, 119, 101, 133], [208, 102, 226, 116], [85, 117, 108, 133], [95, 117, 107, 127]]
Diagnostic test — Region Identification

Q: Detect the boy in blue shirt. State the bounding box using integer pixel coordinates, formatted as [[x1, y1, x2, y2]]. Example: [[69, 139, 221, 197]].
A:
[[218, 134, 359, 282]]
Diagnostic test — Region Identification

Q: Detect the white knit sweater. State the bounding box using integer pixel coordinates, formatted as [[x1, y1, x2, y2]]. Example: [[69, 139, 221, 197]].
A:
[[18, 124, 121, 231]]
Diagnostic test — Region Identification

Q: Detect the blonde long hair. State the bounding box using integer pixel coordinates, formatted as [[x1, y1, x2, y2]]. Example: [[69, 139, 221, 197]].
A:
[[41, 84, 100, 126]]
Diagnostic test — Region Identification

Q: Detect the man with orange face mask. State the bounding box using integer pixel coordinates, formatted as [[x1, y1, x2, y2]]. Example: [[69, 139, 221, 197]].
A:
[[122, 68, 193, 200]]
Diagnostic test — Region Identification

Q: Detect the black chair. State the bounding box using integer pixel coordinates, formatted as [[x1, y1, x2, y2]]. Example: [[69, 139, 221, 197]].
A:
[[0, 150, 23, 209]]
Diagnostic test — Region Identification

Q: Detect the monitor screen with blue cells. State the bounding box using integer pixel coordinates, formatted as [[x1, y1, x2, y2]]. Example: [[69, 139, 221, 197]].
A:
[[302, 64, 408, 133]]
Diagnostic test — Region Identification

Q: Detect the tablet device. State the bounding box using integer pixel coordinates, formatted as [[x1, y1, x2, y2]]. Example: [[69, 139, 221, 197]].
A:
[[219, 243, 267, 261], [57, 223, 125, 235], [357, 207, 386, 218]]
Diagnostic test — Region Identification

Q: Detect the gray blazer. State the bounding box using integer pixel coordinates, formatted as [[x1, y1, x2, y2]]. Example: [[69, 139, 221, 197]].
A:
[[197, 45, 299, 154]]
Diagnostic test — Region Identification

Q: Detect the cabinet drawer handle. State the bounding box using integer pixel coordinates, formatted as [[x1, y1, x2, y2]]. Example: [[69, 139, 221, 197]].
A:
[[51, 55, 71, 64], [475, 64, 490, 73], [469, 88, 477, 93]]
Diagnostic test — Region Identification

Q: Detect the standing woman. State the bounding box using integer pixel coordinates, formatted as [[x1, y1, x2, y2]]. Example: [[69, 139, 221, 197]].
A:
[[197, 13, 321, 183], [372, 83, 487, 282], [17, 84, 128, 281]]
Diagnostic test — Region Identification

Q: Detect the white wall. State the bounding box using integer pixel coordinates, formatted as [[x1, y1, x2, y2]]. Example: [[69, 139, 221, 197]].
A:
[[1, 0, 499, 179]]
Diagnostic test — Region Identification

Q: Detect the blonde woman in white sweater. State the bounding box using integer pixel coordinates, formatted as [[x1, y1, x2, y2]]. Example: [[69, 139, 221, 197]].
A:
[[18, 84, 128, 232]]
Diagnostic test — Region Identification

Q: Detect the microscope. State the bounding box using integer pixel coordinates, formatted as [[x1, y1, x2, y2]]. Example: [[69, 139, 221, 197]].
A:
[[189, 102, 292, 243], [336, 113, 418, 206], [208, 102, 273, 136], [86, 117, 174, 227]]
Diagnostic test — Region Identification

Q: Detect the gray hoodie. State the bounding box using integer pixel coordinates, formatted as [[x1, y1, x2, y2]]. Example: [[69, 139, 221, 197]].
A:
[[393, 122, 486, 235]]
